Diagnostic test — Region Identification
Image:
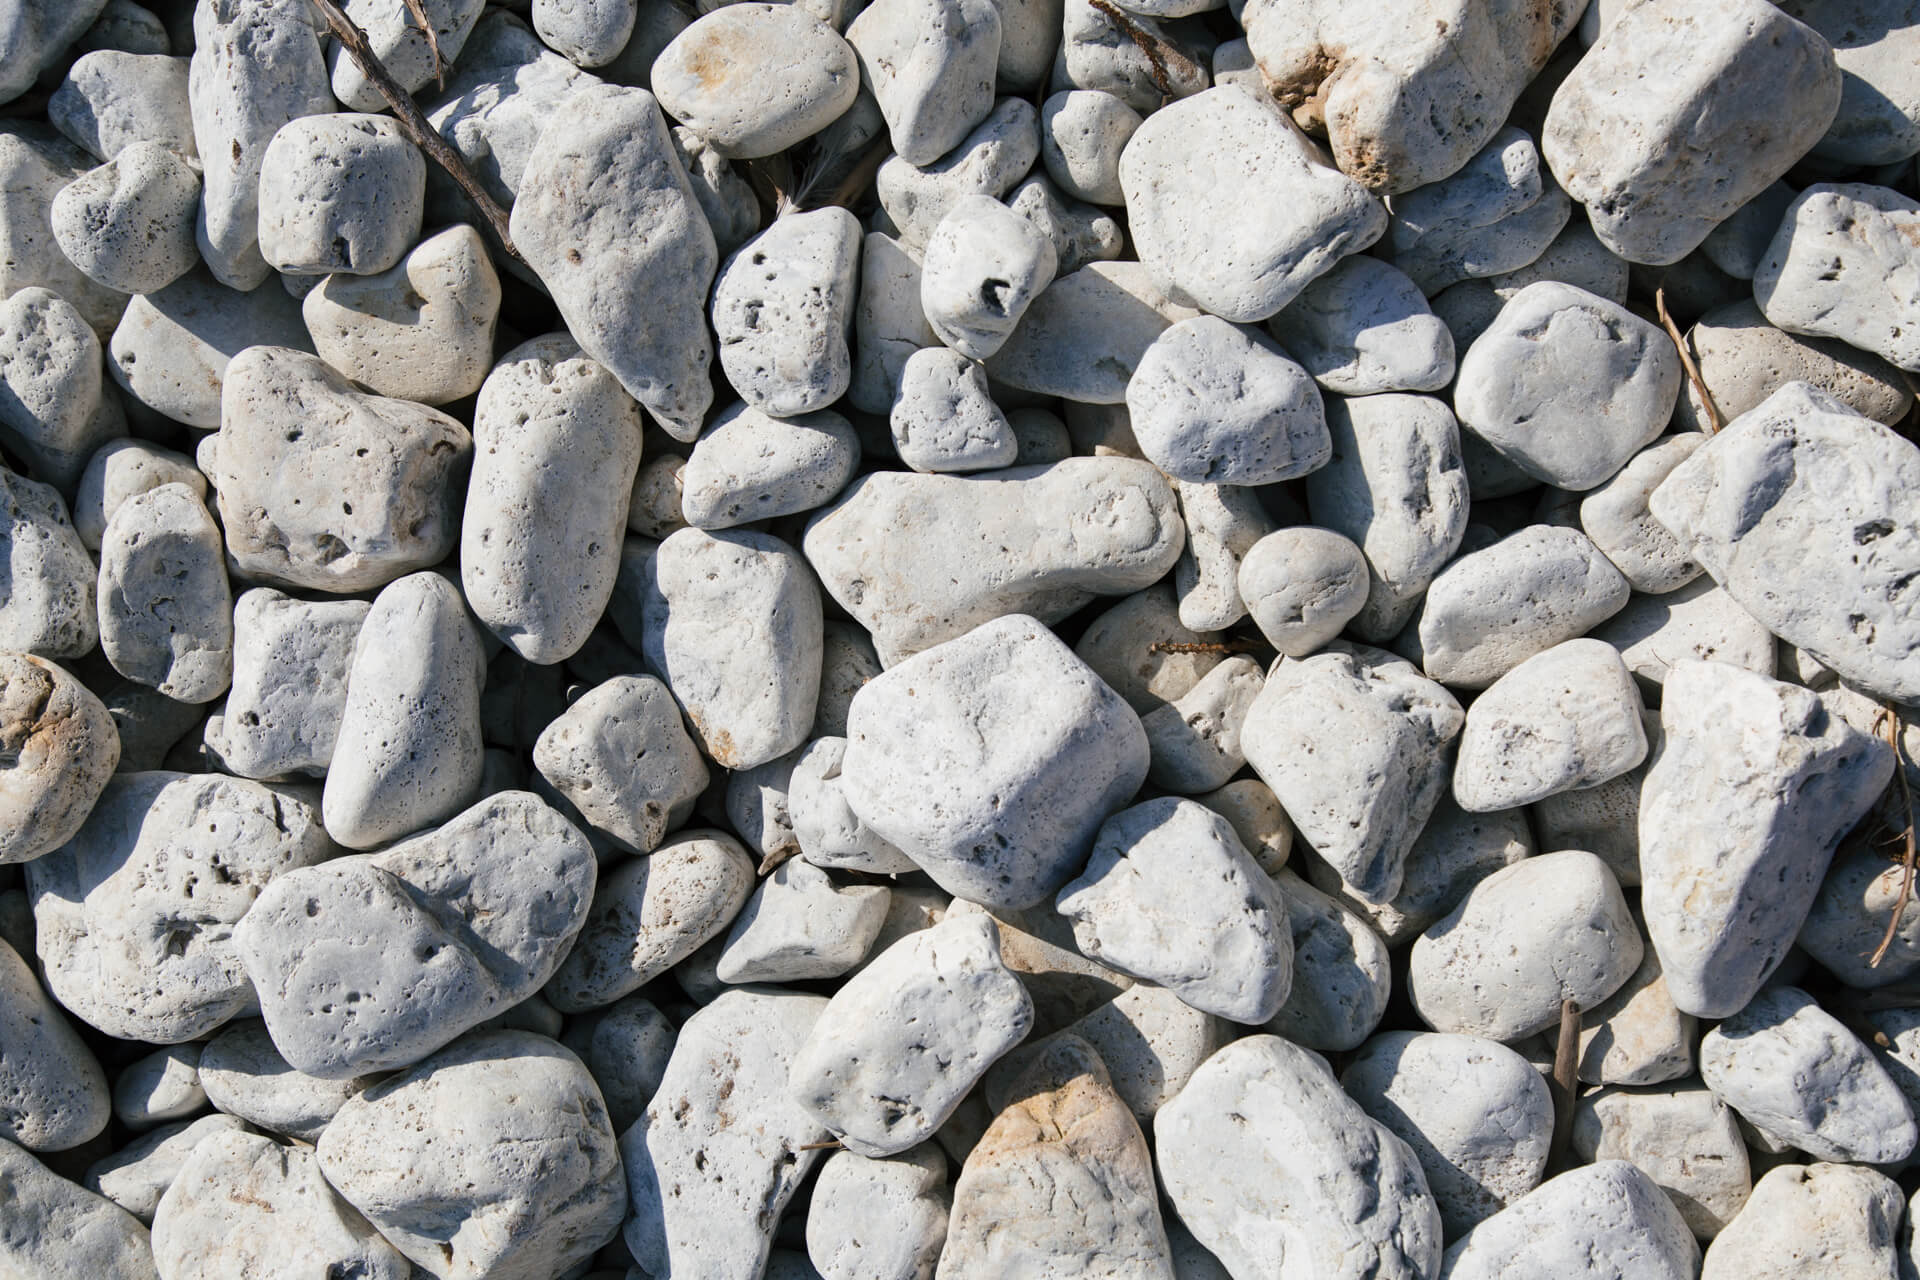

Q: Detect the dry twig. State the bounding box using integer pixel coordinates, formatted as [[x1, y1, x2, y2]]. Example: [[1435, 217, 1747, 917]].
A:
[[308, 0, 521, 262], [1087, 0, 1197, 100], [402, 0, 447, 90], [1149, 638, 1263, 656], [1548, 997, 1581, 1172], [794, 1138, 845, 1151], [1870, 704, 1917, 968], [1654, 283, 1723, 434]]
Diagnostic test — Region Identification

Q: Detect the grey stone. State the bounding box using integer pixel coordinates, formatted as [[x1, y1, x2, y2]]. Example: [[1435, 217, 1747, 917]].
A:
[[512, 84, 718, 439], [106, 268, 311, 430], [1591, 579, 1777, 694], [1342, 1031, 1553, 1238], [72, 440, 203, 554], [985, 259, 1200, 402], [1700, 985, 1918, 1164], [790, 737, 917, 874], [0, 1137, 158, 1280], [236, 790, 595, 1078], [1452, 639, 1647, 812], [1141, 655, 1263, 794], [1699, 182, 1798, 282], [803, 460, 1184, 663], [920, 194, 1057, 362], [151, 1128, 409, 1280], [1702, 1161, 1903, 1279], [672, 124, 760, 257], [1454, 282, 1682, 491], [1157, 1035, 1442, 1280], [1410, 850, 1642, 1041], [49, 50, 191, 162], [322, 572, 486, 849], [1542, 0, 1842, 264], [544, 828, 755, 1011], [845, 0, 1000, 166], [890, 347, 1017, 473], [1572, 1084, 1750, 1239], [50, 143, 199, 296], [0, 134, 130, 339], [683, 404, 860, 530], [0, 287, 126, 495], [83, 1114, 251, 1223], [713, 207, 863, 417], [533, 0, 637, 66], [1127, 315, 1330, 485], [792, 914, 1032, 1157], [641, 527, 822, 769], [217, 588, 368, 781], [0, 653, 119, 865], [1414, 526, 1630, 689], [1801, 840, 1920, 989], [1057, 798, 1290, 1024], [1072, 584, 1225, 717], [1578, 435, 1706, 594], [1039, 89, 1139, 206], [197, 1020, 377, 1143], [1004, 172, 1125, 274], [841, 614, 1148, 909], [1243, 643, 1464, 903], [1489, 216, 1630, 302], [1756, 183, 1920, 373], [302, 223, 502, 406], [532, 674, 708, 855], [1384, 128, 1573, 295], [850, 232, 938, 414], [1262, 869, 1392, 1052], [1053, 0, 1206, 113], [188, 0, 336, 289], [623, 989, 831, 1278], [565, 993, 673, 1134], [318, 1029, 627, 1280], [1782, 0, 1920, 166], [653, 4, 859, 157], [1677, 300, 1912, 435], [206, 346, 471, 594], [1440, 1161, 1700, 1280], [0, 934, 108, 1151], [1238, 527, 1369, 658], [1268, 255, 1454, 395], [111, 1044, 202, 1132], [1121, 85, 1386, 322], [1171, 480, 1273, 633], [331, 0, 487, 112], [873, 97, 1040, 252], [1244, 0, 1582, 195], [807, 1146, 951, 1280], [97, 483, 231, 704], [27, 772, 335, 1043], [717, 859, 888, 983], [256, 112, 425, 276]]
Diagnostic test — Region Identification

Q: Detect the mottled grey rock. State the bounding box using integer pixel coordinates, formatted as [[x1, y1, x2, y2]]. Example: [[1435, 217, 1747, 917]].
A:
[[792, 914, 1032, 1157], [1452, 639, 1647, 812], [1127, 315, 1330, 485], [1053, 0, 1206, 112], [302, 223, 501, 406], [1454, 282, 1682, 491], [938, 1036, 1172, 1279], [256, 112, 424, 276], [1411, 850, 1642, 1041], [152, 1128, 409, 1280], [0, 471, 96, 661], [1414, 526, 1630, 689], [985, 259, 1201, 402], [840, 615, 1148, 909], [72, 440, 203, 554], [1039, 89, 1138, 206], [110, 1044, 202, 1132], [1121, 85, 1385, 322], [1157, 1035, 1442, 1280], [845, 0, 1000, 166], [50, 49, 192, 162], [0, 934, 108, 1151], [1004, 172, 1125, 275], [1383, 129, 1571, 297], [0, 287, 127, 495], [808, 1146, 951, 1280], [641, 527, 821, 769], [919, 194, 1057, 362], [653, 4, 858, 156], [683, 404, 859, 530], [97, 483, 231, 704], [1572, 1084, 1750, 1239], [188, 0, 336, 289], [804, 460, 1184, 663], [1268, 255, 1454, 395], [1783, 0, 1920, 165], [197, 1020, 376, 1143], [790, 735, 918, 874], [1238, 527, 1369, 657], [1141, 655, 1262, 794], [717, 859, 888, 983], [0, 653, 119, 865], [216, 589, 367, 781], [532, 674, 707, 855], [624, 989, 830, 1278], [1343, 1031, 1552, 1238], [1244, 0, 1582, 195], [83, 1114, 251, 1223], [1171, 480, 1273, 632], [321, 572, 486, 849], [1700, 986, 1918, 1164], [0, 134, 130, 339], [50, 143, 199, 296], [27, 772, 334, 1043], [332, 0, 486, 112], [207, 346, 471, 594], [1542, 0, 1842, 264], [890, 347, 1017, 473], [1058, 798, 1290, 1023], [1678, 300, 1912, 435], [544, 828, 755, 1011], [850, 232, 939, 414], [1578, 434, 1706, 594], [533, 0, 637, 66], [874, 97, 1041, 253], [1756, 183, 1920, 374], [0, 1136, 158, 1280], [511, 84, 718, 439], [1440, 1161, 1701, 1280], [1703, 1161, 1901, 1279], [107, 268, 311, 429], [319, 1029, 627, 1280], [1590, 578, 1776, 693], [237, 791, 594, 1078], [1243, 643, 1464, 903], [713, 207, 862, 417], [1262, 869, 1392, 1052]]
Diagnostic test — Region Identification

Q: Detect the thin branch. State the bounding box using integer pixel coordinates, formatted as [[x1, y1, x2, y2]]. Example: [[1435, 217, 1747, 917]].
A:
[[1870, 704, 1917, 968], [308, 0, 521, 262], [796, 137, 891, 214], [757, 845, 798, 878], [1086, 0, 1197, 101], [1149, 638, 1263, 656], [794, 1138, 844, 1151], [1548, 998, 1581, 1172], [402, 0, 446, 90], [1655, 283, 1722, 434]]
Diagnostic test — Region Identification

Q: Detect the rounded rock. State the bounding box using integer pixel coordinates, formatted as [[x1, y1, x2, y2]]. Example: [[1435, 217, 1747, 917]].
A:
[[0, 653, 119, 865], [50, 142, 200, 295], [96, 483, 232, 704], [919, 194, 1057, 362], [256, 114, 427, 277], [681, 403, 860, 530], [0, 935, 109, 1152], [652, 4, 860, 158], [1239, 526, 1370, 658]]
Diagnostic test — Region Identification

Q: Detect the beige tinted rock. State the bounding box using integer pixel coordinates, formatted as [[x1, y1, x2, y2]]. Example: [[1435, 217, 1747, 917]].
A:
[[1572, 1084, 1750, 1239], [0, 654, 119, 865], [302, 224, 501, 405], [1576, 946, 1696, 1087], [1677, 300, 1912, 434], [532, 675, 708, 854], [1072, 585, 1224, 716], [1702, 1162, 1903, 1279], [653, 4, 859, 158]]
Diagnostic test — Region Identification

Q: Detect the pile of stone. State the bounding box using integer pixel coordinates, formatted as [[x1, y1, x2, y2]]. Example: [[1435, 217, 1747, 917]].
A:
[[3, 0, 1920, 1276]]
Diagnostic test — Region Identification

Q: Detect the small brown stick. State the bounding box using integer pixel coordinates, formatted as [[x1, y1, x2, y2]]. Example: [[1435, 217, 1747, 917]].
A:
[[1548, 998, 1581, 1172], [1086, 0, 1195, 100], [1149, 638, 1263, 656], [1655, 283, 1723, 434], [756, 845, 798, 878], [794, 1138, 845, 1151], [1870, 704, 1917, 968], [402, 0, 447, 90], [805, 137, 891, 214], [307, 0, 521, 262]]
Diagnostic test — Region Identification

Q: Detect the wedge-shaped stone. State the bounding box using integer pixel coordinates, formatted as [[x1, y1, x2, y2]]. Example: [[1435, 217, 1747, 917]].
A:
[[1441, 1161, 1700, 1280]]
